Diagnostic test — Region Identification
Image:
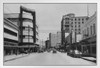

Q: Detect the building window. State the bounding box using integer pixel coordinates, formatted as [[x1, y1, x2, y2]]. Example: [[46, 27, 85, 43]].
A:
[[71, 22, 73, 24], [75, 22, 77, 24], [4, 28, 17, 37], [71, 19, 73, 21], [78, 22, 80, 24], [82, 22, 84, 24], [65, 18, 69, 20], [82, 18, 84, 21], [78, 18, 80, 21], [66, 22, 69, 24]]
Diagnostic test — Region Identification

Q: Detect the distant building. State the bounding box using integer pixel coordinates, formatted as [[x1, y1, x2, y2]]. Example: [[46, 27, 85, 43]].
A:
[[81, 12, 97, 57], [49, 33, 57, 47], [49, 31, 61, 47], [56, 32, 61, 46], [61, 13, 88, 45], [45, 40, 50, 49]]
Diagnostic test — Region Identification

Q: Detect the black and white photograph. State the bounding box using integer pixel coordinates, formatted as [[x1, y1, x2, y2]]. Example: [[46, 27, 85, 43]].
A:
[[2, 2, 97, 66]]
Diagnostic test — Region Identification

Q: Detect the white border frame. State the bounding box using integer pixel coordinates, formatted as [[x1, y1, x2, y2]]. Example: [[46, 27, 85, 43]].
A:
[[0, 0, 100, 68]]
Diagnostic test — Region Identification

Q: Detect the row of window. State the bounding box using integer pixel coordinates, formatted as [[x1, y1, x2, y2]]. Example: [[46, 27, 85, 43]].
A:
[[4, 28, 17, 37], [65, 21, 84, 25], [71, 25, 81, 28], [65, 21, 85, 25], [4, 42, 18, 46], [71, 22, 84, 24], [71, 28, 81, 31], [71, 29, 81, 34], [83, 23, 96, 37], [71, 18, 88, 21]]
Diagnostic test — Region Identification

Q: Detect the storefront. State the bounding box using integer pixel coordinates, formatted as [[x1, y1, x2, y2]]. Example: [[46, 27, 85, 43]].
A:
[[4, 44, 40, 56], [80, 35, 96, 57]]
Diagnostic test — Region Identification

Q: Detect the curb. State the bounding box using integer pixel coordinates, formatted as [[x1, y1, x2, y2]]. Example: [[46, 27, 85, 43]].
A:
[[81, 57, 96, 63], [4, 54, 29, 62]]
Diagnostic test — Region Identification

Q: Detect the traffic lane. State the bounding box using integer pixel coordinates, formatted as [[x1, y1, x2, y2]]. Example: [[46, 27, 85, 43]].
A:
[[4, 52, 96, 66]]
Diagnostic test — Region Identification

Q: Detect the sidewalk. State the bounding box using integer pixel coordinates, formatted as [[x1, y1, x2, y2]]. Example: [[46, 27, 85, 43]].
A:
[[4, 54, 29, 62], [61, 52, 96, 63], [81, 57, 96, 63]]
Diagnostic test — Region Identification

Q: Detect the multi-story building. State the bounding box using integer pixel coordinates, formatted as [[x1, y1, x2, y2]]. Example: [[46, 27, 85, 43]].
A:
[[56, 32, 61, 46], [4, 6, 39, 55], [81, 12, 97, 57], [4, 17, 19, 55], [4, 12, 38, 46], [61, 13, 75, 45], [49, 33, 57, 47], [45, 40, 50, 49], [61, 13, 88, 45], [49, 31, 61, 48], [19, 6, 38, 46]]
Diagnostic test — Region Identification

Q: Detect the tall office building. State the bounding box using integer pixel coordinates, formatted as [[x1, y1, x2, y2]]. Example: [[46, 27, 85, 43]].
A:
[[19, 6, 38, 46], [61, 13, 88, 45], [49, 32, 61, 47]]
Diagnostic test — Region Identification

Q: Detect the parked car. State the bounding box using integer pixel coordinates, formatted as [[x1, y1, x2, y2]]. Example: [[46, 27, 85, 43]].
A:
[[67, 50, 82, 58], [74, 50, 82, 58]]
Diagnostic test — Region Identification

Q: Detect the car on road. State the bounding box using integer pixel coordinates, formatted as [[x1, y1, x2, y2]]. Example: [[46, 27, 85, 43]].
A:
[[74, 50, 82, 58], [67, 50, 82, 58]]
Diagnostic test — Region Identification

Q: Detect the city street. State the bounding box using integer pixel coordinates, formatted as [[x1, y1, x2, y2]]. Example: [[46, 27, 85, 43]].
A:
[[4, 52, 96, 66]]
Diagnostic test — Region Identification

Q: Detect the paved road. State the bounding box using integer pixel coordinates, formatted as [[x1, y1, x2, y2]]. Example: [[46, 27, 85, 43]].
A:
[[4, 52, 96, 66]]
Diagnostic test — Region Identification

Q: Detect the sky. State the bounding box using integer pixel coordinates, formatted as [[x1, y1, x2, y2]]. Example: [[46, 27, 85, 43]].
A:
[[4, 3, 97, 42]]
